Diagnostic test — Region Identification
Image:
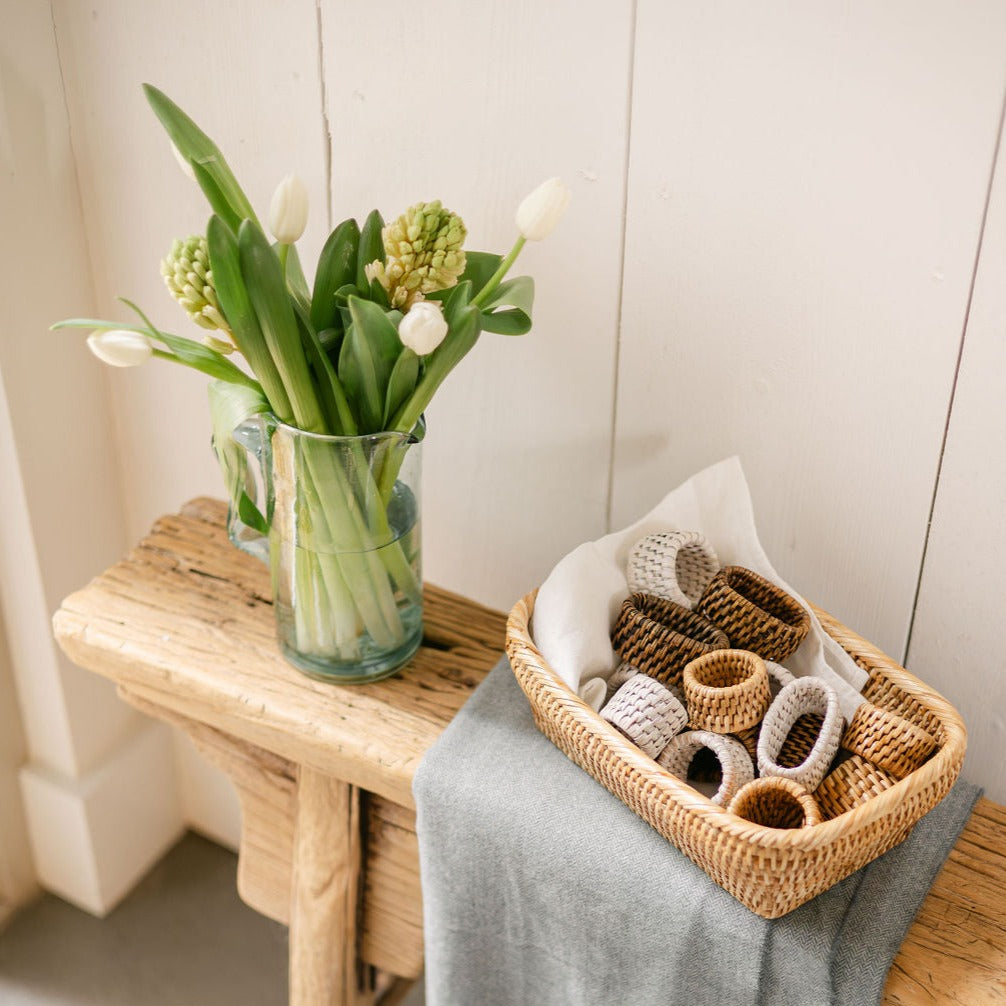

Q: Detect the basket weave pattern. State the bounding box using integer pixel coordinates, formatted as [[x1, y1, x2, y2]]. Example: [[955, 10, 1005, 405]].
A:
[[728, 777, 822, 829], [626, 531, 719, 609], [816, 754, 898, 820], [506, 590, 966, 918], [611, 594, 729, 686], [841, 701, 938, 780], [697, 566, 811, 661], [682, 649, 771, 733], [601, 675, 688, 758], [657, 730, 754, 807]]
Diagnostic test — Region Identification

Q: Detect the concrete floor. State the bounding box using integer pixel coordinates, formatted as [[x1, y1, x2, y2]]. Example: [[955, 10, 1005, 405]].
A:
[[0, 832, 425, 1005]]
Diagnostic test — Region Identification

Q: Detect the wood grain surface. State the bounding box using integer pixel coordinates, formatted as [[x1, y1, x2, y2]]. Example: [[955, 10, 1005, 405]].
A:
[[52, 499, 1005, 1001]]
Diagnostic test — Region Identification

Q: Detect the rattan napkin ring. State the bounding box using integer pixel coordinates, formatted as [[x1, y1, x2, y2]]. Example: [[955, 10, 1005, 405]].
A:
[[600, 675, 689, 759], [728, 777, 822, 829], [611, 593, 729, 686], [682, 649, 772, 734], [657, 730, 754, 806], [697, 566, 811, 661], [841, 701, 938, 780], [757, 676, 843, 792], [815, 754, 897, 820], [606, 660, 641, 702], [732, 663, 795, 759], [626, 531, 720, 610]]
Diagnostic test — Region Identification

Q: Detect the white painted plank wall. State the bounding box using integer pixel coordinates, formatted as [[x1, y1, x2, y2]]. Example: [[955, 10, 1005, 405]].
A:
[[32, 0, 1006, 839], [613, 1, 1006, 668], [908, 108, 1006, 804], [320, 0, 632, 607]]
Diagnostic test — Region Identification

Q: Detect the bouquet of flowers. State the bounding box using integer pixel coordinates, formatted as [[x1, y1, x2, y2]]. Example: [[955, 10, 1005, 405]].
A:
[[55, 85, 569, 681]]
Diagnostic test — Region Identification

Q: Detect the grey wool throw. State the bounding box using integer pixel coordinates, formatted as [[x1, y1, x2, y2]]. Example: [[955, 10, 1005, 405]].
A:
[[413, 656, 980, 1006]]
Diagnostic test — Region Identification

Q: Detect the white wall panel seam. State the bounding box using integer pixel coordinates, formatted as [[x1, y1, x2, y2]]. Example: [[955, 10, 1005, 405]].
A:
[[902, 84, 1006, 668], [604, 0, 640, 534], [314, 0, 334, 234]]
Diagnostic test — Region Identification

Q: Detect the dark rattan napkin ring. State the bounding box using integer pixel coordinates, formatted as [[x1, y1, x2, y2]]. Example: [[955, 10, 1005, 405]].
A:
[[611, 593, 729, 687], [697, 565, 810, 661]]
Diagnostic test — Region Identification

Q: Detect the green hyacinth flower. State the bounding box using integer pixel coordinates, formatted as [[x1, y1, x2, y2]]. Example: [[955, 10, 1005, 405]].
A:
[[161, 234, 234, 349], [366, 200, 466, 310]]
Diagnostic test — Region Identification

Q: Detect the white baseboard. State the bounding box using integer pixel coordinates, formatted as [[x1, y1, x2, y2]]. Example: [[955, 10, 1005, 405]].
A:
[[19, 720, 184, 916]]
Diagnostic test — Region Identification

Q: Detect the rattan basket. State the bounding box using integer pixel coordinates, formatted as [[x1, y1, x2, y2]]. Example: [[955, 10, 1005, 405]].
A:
[[505, 589, 966, 918]]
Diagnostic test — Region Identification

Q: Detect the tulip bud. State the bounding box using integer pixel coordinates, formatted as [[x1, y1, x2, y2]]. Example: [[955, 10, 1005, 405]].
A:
[[398, 300, 448, 356], [86, 330, 154, 368], [170, 142, 196, 181], [269, 174, 309, 245], [515, 177, 571, 241]]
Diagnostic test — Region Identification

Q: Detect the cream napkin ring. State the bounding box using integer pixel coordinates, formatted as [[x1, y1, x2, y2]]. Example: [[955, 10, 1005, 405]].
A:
[[611, 593, 729, 687], [657, 730, 754, 806], [841, 701, 938, 780], [728, 777, 822, 829], [600, 675, 688, 758], [626, 531, 720, 610], [682, 649, 772, 734], [757, 676, 843, 792]]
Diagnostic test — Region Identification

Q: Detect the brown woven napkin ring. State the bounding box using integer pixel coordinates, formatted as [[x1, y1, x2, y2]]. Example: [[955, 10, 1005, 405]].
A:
[[757, 676, 843, 792], [815, 753, 897, 820], [657, 730, 755, 807], [682, 649, 772, 734], [697, 566, 810, 662], [611, 593, 729, 686], [626, 531, 720, 610], [841, 701, 938, 780], [728, 776, 822, 828], [600, 675, 689, 759]]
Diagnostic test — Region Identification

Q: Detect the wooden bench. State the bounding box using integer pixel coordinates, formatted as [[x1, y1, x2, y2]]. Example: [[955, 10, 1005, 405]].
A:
[[52, 499, 1006, 1005]]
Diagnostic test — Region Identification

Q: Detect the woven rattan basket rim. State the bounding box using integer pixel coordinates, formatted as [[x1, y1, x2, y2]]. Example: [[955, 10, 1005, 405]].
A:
[[506, 589, 966, 854]]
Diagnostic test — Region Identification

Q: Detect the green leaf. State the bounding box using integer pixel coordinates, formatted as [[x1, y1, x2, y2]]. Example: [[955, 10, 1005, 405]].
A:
[[206, 215, 294, 421], [457, 251, 502, 294], [383, 348, 419, 428], [190, 161, 243, 234], [283, 244, 312, 315], [238, 220, 323, 431], [339, 297, 405, 433], [208, 380, 270, 536], [311, 218, 360, 332], [119, 298, 261, 389], [293, 301, 356, 435], [479, 308, 532, 335], [483, 275, 534, 314], [356, 209, 385, 293], [143, 85, 259, 230]]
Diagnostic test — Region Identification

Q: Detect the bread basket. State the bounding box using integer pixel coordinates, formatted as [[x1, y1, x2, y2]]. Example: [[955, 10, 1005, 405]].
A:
[[505, 589, 966, 918]]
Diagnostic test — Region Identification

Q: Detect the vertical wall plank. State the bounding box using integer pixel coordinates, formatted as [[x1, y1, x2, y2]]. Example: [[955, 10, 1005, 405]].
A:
[[614, 1, 1006, 658], [907, 110, 1006, 803], [52, 0, 331, 545], [320, 0, 633, 610]]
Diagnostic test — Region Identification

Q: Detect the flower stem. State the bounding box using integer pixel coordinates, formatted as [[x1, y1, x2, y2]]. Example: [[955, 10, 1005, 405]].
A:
[[471, 235, 526, 308], [278, 242, 290, 281]]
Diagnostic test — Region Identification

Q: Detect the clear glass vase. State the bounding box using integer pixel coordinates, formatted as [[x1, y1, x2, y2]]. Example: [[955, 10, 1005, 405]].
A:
[[232, 415, 423, 683]]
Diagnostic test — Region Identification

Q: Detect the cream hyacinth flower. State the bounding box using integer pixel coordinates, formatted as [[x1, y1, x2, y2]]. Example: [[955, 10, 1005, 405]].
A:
[[366, 201, 467, 310], [160, 234, 235, 351]]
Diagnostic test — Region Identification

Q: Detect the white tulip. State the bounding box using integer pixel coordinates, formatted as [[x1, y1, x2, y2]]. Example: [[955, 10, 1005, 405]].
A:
[[398, 301, 448, 356], [170, 142, 196, 181], [86, 330, 154, 368], [515, 177, 571, 241], [269, 173, 309, 245]]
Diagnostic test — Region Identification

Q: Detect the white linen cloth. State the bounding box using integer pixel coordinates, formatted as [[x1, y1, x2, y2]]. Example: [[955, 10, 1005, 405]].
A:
[[532, 456, 867, 720]]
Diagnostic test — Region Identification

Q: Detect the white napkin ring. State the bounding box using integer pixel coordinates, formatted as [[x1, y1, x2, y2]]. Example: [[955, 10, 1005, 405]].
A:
[[600, 675, 688, 759], [657, 730, 755, 806], [757, 677, 843, 792], [626, 531, 720, 610], [606, 660, 641, 701]]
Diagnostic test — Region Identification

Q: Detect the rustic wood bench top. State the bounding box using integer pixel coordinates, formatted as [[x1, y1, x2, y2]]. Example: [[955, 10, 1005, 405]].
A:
[[52, 498, 1006, 1005]]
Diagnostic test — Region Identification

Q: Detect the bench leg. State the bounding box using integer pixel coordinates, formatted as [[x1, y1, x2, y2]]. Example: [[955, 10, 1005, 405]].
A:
[[289, 768, 372, 1006]]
